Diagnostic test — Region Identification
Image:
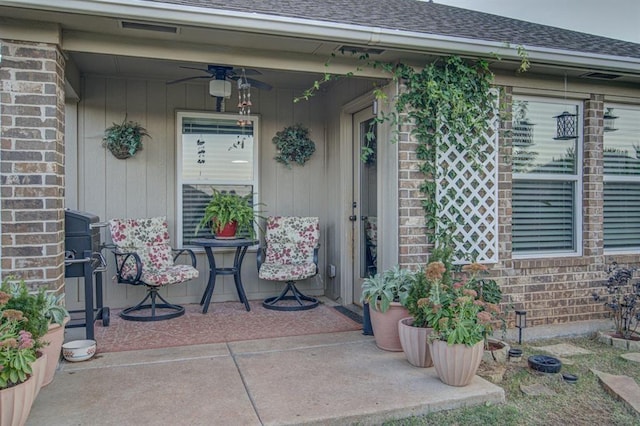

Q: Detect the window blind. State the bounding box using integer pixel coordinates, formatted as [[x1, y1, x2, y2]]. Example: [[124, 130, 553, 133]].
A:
[[603, 105, 640, 250], [512, 180, 575, 253], [604, 182, 640, 249]]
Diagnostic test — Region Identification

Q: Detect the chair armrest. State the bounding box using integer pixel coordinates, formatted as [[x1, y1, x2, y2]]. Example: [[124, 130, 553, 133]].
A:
[[110, 249, 143, 284], [172, 248, 197, 268], [256, 246, 265, 271]]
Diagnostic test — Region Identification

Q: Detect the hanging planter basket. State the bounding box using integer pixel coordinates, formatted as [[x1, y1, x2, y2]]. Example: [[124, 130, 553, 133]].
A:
[[272, 124, 316, 168], [102, 116, 150, 160]]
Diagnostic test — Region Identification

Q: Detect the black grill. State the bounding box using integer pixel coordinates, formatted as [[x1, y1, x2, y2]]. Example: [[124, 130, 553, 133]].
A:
[[65, 209, 101, 278], [64, 209, 110, 339]]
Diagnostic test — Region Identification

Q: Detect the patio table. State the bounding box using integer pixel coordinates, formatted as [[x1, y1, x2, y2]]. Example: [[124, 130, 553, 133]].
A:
[[191, 237, 258, 313]]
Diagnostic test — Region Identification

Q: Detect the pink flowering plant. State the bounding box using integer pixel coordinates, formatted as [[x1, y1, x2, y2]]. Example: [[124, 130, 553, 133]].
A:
[[0, 289, 37, 389], [418, 261, 503, 346]]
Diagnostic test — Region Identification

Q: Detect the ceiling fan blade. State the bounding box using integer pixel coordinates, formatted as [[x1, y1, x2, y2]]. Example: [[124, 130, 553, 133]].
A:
[[166, 75, 212, 85], [179, 66, 214, 74], [245, 77, 272, 91]]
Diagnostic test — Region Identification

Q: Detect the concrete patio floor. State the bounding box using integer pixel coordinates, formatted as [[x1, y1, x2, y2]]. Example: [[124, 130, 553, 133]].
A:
[[27, 330, 505, 425]]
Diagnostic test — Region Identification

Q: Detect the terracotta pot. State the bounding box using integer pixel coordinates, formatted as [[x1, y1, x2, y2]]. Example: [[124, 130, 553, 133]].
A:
[[215, 221, 238, 238], [398, 317, 433, 367], [429, 340, 484, 387], [40, 317, 69, 387], [0, 378, 36, 426], [31, 352, 47, 400], [0, 352, 46, 426], [369, 302, 409, 352]]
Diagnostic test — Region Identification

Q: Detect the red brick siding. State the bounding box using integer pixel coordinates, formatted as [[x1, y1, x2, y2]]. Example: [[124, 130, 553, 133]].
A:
[[0, 40, 65, 290], [398, 87, 615, 327]]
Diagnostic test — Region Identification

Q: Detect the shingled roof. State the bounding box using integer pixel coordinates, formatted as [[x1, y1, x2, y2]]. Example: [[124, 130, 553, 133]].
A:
[[143, 0, 640, 60]]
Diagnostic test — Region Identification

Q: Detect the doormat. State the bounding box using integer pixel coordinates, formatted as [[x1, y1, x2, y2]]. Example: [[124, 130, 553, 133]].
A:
[[333, 306, 363, 325], [93, 301, 362, 353]]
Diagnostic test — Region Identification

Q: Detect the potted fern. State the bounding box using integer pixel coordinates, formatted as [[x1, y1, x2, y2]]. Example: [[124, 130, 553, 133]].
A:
[[196, 190, 263, 239], [102, 116, 150, 159]]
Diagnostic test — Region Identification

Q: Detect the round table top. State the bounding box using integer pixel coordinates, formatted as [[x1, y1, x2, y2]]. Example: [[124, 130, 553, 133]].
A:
[[191, 237, 258, 248]]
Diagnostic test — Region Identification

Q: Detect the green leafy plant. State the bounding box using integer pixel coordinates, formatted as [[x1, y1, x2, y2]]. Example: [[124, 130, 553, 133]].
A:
[[42, 291, 69, 326], [418, 262, 503, 346], [0, 279, 49, 344], [361, 265, 416, 313], [102, 116, 150, 159], [195, 189, 264, 238], [0, 280, 39, 389], [272, 124, 316, 168]]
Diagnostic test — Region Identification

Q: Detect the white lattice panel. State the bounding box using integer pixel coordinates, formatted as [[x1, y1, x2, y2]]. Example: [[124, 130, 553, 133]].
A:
[[436, 95, 499, 264]]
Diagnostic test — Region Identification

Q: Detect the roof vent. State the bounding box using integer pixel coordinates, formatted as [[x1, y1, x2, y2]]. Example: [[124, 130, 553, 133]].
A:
[[337, 45, 385, 55], [121, 21, 179, 34], [579, 72, 621, 80]]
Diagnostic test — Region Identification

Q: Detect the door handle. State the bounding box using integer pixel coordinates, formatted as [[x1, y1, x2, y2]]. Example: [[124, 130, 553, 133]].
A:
[[349, 215, 357, 221]]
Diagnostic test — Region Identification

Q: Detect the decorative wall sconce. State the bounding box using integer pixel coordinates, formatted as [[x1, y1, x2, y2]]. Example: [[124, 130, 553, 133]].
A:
[[553, 111, 578, 140], [515, 310, 527, 344], [604, 108, 618, 132]]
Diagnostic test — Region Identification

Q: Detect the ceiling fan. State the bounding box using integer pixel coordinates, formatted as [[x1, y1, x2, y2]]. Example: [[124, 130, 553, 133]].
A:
[[167, 65, 271, 113], [166, 65, 272, 90]]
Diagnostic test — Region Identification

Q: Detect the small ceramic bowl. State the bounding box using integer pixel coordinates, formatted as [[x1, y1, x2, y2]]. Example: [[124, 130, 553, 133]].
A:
[[62, 340, 97, 362]]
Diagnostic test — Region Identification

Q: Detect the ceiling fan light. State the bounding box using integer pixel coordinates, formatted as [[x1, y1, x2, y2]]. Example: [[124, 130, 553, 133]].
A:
[[209, 80, 232, 98]]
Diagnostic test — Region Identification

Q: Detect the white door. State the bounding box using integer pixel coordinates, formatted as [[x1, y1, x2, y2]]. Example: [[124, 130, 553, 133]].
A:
[[352, 108, 377, 306]]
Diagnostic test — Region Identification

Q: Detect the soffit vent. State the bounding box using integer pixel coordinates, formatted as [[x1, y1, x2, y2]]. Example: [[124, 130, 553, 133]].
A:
[[121, 21, 179, 34], [579, 72, 622, 80], [337, 45, 385, 55]]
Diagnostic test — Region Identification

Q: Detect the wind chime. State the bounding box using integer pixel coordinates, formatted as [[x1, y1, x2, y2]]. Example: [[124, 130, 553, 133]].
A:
[[237, 69, 252, 127]]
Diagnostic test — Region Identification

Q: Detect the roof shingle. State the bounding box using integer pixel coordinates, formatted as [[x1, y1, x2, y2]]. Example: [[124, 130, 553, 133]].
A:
[[143, 0, 640, 60]]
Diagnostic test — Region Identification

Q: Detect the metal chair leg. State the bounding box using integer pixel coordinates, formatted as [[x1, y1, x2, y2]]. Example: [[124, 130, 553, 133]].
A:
[[263, 281, 319, 311], [119, 287, 185, 321]]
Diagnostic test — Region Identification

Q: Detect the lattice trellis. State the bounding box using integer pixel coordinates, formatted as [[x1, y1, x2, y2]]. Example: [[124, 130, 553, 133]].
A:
[[436, 97, 499, 264]]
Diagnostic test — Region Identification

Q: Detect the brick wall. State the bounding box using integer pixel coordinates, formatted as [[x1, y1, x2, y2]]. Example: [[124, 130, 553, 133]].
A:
[[397, 86, 613, 327], [0, 40, 66, 290]]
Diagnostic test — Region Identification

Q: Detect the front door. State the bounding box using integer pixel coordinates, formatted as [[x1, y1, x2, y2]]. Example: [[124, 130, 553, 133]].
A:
[[352, 108, 377, 306]]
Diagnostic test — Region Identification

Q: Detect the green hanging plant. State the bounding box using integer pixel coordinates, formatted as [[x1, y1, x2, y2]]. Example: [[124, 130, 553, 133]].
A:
[[272, 124, 316, 168], [102, 116, 150, 159]]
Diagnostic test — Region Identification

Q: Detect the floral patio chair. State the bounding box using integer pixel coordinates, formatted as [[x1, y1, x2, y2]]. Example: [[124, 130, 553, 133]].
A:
[[108, 216, 198, 321], [257, 216, 320, 311]]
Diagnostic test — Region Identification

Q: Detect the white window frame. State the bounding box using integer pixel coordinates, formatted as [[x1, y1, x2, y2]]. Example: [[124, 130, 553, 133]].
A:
[[176, 111, 260, 248], [511, 96, 583, 259], [603, 103, 640, 255]]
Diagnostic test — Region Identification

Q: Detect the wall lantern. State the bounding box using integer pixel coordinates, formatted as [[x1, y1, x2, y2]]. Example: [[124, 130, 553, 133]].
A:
[[553, 111, 578, 140], [603, 108, 618, 132]]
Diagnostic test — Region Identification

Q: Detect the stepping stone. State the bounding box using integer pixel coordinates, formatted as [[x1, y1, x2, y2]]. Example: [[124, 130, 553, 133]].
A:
[[478, 364, 506, 384], [621, 353, 640, 363], [592, 369, 640, 414], [520, 383, 557, 396], [532, 343, 593, 357]]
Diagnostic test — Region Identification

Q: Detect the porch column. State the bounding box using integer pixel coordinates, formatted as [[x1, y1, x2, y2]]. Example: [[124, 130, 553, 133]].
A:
[[397, 107, 429, 270], [0, 39, 66, 290], [583, 94, 605, 264]]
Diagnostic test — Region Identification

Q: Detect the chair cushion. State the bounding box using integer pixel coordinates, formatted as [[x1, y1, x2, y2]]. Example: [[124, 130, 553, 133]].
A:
[[109, 217, 171, 248], [141, 264, 199, 287], [265, 242, 316, 265], [259, 262, 317, 281]]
